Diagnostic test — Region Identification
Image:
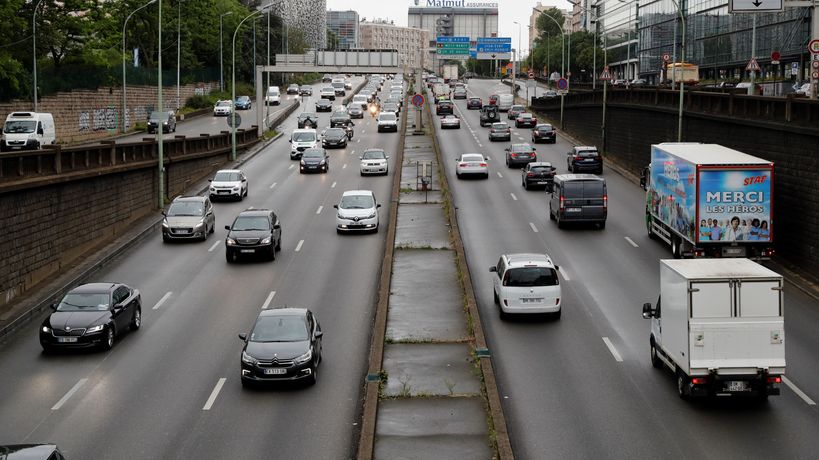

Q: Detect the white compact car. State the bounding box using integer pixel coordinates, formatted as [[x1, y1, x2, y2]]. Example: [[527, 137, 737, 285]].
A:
[[440, 114, 461, 129], [289, 129, 318, 160], [334, 190, 381, 233], [490, 253, 562, 319], [320, 87, 336, 100], [213, 100, 233, 116], [351, 94, 369, 109], [359, 149, 389, 176], [209, 169, 248, 200], [376, 112, 398, 132], [455, 153, 488, 179]]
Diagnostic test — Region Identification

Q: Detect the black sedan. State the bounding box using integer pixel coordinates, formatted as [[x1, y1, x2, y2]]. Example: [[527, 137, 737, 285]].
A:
[[321, 128, 348, 148], [300, 148, 329, 173], [315, 99, 333, 112], [234, 96, 252, 110], [531, 123, 556, 143], [505, 143, 538, 168], [299, 85, 313, 96], [40, 283, 141, 352], [467, 97, 482, 109], [436, 100, 454, 115], [521, 161, 556, 190], [239, 307, 322, 387], [348, 105, 364, 118]]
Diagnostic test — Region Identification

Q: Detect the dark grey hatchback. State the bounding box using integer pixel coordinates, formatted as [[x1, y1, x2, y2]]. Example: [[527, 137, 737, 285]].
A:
[[239, 307, 322, 387]]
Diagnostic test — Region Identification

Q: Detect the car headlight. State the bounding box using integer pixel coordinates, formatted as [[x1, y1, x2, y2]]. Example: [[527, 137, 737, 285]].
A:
[[319, 160, 326, 165], [162, 219, 169, 228], [337, 213, 345, 219], [260, 237, 272, 244], [232, 186, 239, 191], [194, 221, 205, 229], [86, 324, 105, 334], [209, 187, 216, 192], [294, 349, 312, 365], [42, 325, 51, 333], [242, 351, 258, 365], [300, 160, 306, 165], [365, 212, 376, 220], [226, 238, 237, 245]]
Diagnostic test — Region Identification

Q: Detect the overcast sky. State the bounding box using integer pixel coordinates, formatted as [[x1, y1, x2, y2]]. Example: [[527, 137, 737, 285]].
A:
[[326, 0, 573, 53]]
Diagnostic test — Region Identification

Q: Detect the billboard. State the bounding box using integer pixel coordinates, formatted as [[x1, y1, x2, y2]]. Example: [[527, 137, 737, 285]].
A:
[[697, 169, 772, 243], [648, 147, 697, 243], [414, 0, 499, 7]]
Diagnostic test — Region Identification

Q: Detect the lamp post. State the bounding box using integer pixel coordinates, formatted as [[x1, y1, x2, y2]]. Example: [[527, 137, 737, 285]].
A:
[[176, 0, 185, 110], [514, 20, 522, 99], [122, 0, 157, 133], [157, 0, 165, 209], [32, 0, 45, 111], [232, 3, 277, 160], [220, 11, 233, 92], [669, 0, 686, 142], [540, 13, 566, 129]]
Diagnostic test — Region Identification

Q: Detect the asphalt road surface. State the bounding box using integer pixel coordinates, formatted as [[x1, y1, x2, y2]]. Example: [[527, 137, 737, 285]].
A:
[[0, 80, 399, 459], [436, 78, 819, 459]]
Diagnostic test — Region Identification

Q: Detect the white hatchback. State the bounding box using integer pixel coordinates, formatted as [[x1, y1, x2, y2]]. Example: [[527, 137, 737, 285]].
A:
[[334, 190, 380, 233], [209, 169, 248, 200], [490, 253, 562, 319], [455, 153, 488, 179]]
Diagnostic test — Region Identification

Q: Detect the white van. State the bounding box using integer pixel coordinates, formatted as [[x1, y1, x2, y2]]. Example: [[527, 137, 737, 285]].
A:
[[2, 112, 56, 151], [497, 94, 514, 112], [289, 128, 317, 159], [265, 86, 281, 105]]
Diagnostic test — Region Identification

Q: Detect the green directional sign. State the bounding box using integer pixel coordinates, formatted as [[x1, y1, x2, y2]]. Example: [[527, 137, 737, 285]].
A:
[[437, 43, 469, 49], [438, 48, 470, 55]]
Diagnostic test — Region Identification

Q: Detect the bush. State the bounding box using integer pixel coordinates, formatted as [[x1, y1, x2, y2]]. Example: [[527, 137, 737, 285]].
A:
[[186, 94, 213, 109]]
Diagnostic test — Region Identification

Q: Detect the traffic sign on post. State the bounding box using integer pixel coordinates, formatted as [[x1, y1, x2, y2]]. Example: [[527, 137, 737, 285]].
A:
[[411, 93, 425, 108], [475, 37, 512, 60], [599, 66, 612, 80], [729, 0, 783, 13], [556, 78, 568, 91], [810, 39, 819, 54], [746, 58, 761, 72], [662, 53, 671, 62]]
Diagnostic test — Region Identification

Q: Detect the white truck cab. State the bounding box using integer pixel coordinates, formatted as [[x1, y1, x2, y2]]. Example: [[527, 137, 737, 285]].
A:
[[289, 129, 318, 159], [2, 112, 56, 151], [265, 86, 281, 105]]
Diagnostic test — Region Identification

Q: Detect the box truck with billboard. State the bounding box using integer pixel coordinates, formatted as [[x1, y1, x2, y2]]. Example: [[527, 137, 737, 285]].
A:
[[639, 143, 774, 259], [642, 259, 785, 400]]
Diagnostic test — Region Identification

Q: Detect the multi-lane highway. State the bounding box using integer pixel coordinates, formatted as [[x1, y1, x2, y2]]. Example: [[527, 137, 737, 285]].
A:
[[436, 78, 819, 458], [0, 81, 399, 458]]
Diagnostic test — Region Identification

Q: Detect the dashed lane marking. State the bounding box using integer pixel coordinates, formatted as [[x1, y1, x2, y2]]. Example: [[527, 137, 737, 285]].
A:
[[261, 291, 276, 310], [625, 237, 639, 248], [295, 239, 304, 252], [602, 337, 624, 362], [269, 182, 277, 189], [529, 222, 539, 233], [783, 376, 816, 405], [510, 193, 518, 201], [316, 205, 323, 214], [202, 378, 226, 411], [152, 291, 173, 310], [208, 241, 221, 252], [52, 378, 88, 411]]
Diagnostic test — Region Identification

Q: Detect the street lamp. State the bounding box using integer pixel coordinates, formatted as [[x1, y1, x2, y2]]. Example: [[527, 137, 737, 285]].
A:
[[539, 13, 566, 129], [176, 0, 186, 110], [157, 0, 166, 209], [514, 21, 522, 100], [220, 11, 234, 92], [668, 0, 686, 142], [32, 0, 45, 111], [122, 0, 157, 133], [232, 3, 278, 160]]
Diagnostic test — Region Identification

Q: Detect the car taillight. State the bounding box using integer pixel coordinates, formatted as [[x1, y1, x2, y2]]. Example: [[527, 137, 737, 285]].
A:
[[527, 172, 534, 177], [510, 153, 517, 158], [459, 163, 467, 167], [560, 196, 565, 211], [479, 163, 487, 167], [762, 248, 775, 257], [767, 376, 782, 384], [531, 153, 537, 159], [691, 377, 708, 385], [603, 194, 608, 208]]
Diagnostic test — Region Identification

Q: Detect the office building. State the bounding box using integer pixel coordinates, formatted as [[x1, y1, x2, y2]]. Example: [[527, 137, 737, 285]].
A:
[[594, 0, 639, 81], [270, 0, 327, 49], [408, 4, 498, 72], [359, 20, 430, 69], [326, 10, 360, 49]]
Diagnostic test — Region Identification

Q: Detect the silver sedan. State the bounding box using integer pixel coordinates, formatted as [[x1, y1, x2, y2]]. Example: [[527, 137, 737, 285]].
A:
[[455, 153, 489, 179], [440, 114, 461, 129]]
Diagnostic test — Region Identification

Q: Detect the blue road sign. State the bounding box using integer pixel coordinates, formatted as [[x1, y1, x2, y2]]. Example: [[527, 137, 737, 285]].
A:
[[476, 43, 511, 53], [411, 93, 425, 108], [556, 78, 569, 91], [469, 49, 477, 59], [437, 36, 469, 43], [477, 37, 512, 44]]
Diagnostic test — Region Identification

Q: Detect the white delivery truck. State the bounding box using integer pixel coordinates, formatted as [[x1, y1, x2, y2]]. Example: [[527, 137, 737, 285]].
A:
[[443, 64, 458, 83], [2, 112, 56, 151], [642, 259, 785, 400]]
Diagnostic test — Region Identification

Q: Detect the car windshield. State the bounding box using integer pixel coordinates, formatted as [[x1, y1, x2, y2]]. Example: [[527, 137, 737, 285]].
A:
[[530, 166, 552, 173], [299, 113, 316, 119], [3, 120, 36, 133], [150, 111, 169, 120], [216, 101, 231, 107], [57, 293, 110, 312], [511, 144, 532, 153], [444, 115, 457, 120], [363, 150, 385, 159], [379, 114, 396, 121], [340, 195, 375, 209], [537, 125, 553, 132], [519, 114, 532, 119], [576, 150, 599, 158], [492, 123, 508, 130], [250, 315, 309, 342], [303, 150, 324, 159], [511, 105, 524, 111], [505, 267, 558, 287], [167, 201, 204, 216], [293, 132, 316, 142], [323, 87, 334, 92], [462, 154, 483, 162], [231, 216, 269, 231], [325, 128, 345, 137], [332, 82, 344, 88], [267, 90, 279, 96], [213, 171, 241, 181], [563, 181, 604, 198]]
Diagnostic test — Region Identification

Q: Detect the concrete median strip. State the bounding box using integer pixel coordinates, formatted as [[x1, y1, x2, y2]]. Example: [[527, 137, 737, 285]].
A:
[[357, 81, 513, 460]]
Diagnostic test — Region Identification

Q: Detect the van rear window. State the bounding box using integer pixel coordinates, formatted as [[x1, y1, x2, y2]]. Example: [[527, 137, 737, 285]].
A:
[[504, 267, 558, 287], [563, 181, 604, 198]]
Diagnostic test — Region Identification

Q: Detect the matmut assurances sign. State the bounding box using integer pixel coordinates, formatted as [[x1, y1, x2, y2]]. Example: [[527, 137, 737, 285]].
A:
[[413, 0, 499, 7]]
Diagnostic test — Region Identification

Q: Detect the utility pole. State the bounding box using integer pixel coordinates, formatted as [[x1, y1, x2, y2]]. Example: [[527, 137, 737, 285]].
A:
[[158, 0, 165, 209]]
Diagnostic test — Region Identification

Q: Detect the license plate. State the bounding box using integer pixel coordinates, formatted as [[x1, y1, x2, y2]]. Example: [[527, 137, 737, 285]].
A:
[[57, 337, 78, 343], [567, 207, 581, 212], [264, 368, 287, 375], [537, 181, 548, 185], [727, 381, 748, 392], [218, 191, 229, 194], [521, 298, 543, 303], [240, 249, 255, 253]]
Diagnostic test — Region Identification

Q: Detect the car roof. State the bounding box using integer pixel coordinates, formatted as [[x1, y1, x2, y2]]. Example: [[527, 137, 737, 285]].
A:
[[364, 147, 385, 152], [341, 189, 375, 197], [461, 152, 484, 158], [554, 173, 605, 182], [258, 307, 308, 317], [0, 444, 61, 459], [573, 146, 598, 151], [511, 143, 533, 148], [216, 169, 242, 173], [237, 208, 272, 217], [503, 253, 554, 268], [71, 283, 118, 294], [173, 195, 206, 202], [535, 123, 553, 128]]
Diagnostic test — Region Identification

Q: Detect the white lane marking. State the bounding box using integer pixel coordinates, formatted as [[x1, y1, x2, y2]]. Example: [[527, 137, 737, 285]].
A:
[[782, 376, 816, 405], [261, 291, 276, 310], [331, 181, 337, 188], [510, 193, 518, 201], [529, 222, 539, 233], [351, 150, 355, 155], [559, 267, 571, 281], [496, 172, 503, 178], [152, 291, 173, 310], [295, 239, 304, 252], [477, 142, 483, 148], [208, 241, 221, 252], [202, 378, 227, 411], [602, 337, 624, 362], [316, 205, 323, 214], [288, 164, 295, 170], [357, 139, 360, 143], [361, 130, 365, 134], [52, 378, 88, 410], [342, 164, 347, 169], [485, 155, 491, 161], [625, 237, 639, 248], [269, 182, 277, 189]]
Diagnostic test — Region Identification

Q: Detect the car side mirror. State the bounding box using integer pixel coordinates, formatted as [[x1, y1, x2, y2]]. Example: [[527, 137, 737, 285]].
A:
[[489, 266, 497, 273], [333, 204, 338, 209], [225, 225, 231, 231], [288, 139, 292, 143], [238, 333, 247, 341], [376, 204, 381, 208], [50, 302, 58, 310], [642, 302, 654, 319], [386, 156, 390, 160], [161, 210, 166, 216], [208, 179, 212, 182], [315, 330, 323, 338]]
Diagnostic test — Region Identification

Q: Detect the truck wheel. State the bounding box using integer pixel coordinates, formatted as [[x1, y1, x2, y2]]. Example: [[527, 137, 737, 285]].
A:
[[650, 341, 663, 369], [671, 236, 682, 259], [676, 370, 689, 400]]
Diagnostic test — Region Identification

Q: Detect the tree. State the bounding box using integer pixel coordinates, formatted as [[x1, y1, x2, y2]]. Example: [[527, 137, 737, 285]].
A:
[[535, 7, 566, 40], [326, 28, 339, 50]]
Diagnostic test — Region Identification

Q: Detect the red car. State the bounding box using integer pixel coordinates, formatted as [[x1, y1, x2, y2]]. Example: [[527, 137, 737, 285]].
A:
[[488, 94, 499, 105]]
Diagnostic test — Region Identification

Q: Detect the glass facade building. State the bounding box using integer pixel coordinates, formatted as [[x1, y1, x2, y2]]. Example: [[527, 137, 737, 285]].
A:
[[326, 10, 359, 50], [596, 0, 640, 80]]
